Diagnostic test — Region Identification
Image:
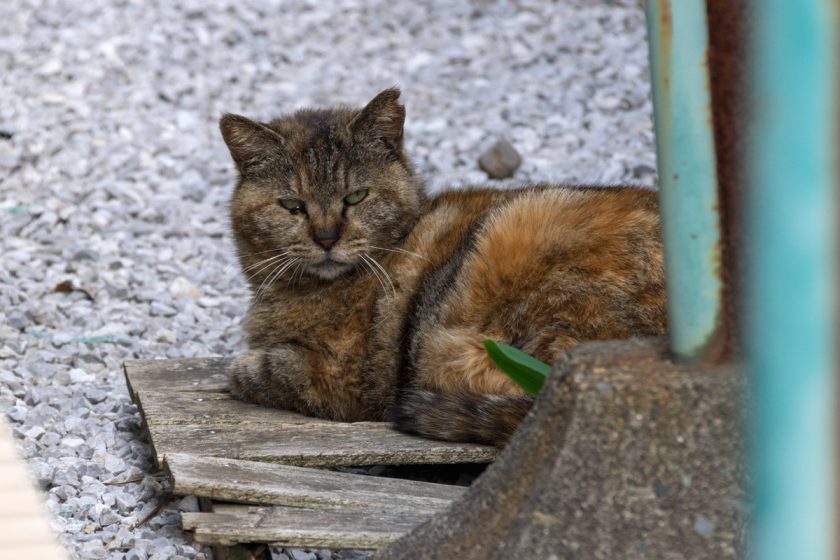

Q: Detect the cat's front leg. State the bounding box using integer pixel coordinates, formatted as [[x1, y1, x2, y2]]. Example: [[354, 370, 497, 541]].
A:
[[228, 346, 314, 415]]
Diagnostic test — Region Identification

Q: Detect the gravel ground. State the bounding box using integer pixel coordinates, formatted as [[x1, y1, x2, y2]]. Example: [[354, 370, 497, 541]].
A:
[[0, 1, 656, 558]]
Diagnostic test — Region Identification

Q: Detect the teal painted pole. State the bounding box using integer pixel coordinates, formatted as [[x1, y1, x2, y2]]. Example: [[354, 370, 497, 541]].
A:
[[644, 0, 724, 363], [749, 1, 837, 559]]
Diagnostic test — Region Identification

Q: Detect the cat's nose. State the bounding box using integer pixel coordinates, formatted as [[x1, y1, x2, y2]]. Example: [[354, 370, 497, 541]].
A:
[[314, 227, 340, 251]]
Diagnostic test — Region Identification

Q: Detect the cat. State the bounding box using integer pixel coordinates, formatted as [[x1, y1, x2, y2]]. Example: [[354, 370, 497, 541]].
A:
[[219, 88, 667, 447]]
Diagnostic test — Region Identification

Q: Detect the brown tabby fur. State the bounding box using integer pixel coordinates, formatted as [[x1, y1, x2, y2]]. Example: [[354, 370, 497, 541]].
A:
[[220, 88, 667, 447]]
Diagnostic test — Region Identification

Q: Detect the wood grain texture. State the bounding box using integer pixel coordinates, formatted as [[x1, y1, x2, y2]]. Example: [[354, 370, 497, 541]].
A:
[[165, 453, 463, 512], [136, 391, 333, 428], [124, 358, 232, 397], [148, 421, 495, 467], [182, 505, 424, 549], [125, 357, 497, 467]]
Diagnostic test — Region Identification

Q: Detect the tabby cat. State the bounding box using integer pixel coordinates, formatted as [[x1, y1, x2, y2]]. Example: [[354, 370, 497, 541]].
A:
[[220, 88, 666, 447]]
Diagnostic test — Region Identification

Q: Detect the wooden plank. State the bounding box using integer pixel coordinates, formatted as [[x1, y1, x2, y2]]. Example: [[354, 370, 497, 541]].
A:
[[125, 357, 497, 468], [164, 453, 463, 513], [123, 357, 232, 398], [148, 421, 496, 467], [182, 505, 423, 549], [135, 391, 334, 429]]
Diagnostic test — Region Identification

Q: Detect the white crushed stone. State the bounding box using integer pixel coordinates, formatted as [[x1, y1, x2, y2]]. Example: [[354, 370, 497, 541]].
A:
[[0, 0, 655, 558]]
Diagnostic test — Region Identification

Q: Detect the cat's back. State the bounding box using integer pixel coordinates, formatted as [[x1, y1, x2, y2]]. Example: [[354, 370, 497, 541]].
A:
[[389, 186, 665, 445], [394, 184, 665, 367], [403, 184, 660, 270]]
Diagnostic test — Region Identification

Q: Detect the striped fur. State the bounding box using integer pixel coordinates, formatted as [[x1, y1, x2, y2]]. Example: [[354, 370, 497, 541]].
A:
[[221, 89, 667, 446]]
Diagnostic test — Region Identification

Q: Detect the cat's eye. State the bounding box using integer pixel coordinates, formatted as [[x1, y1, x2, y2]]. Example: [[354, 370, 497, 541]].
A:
[[343, 189, 369, 206], [278, 198, 306, 215]]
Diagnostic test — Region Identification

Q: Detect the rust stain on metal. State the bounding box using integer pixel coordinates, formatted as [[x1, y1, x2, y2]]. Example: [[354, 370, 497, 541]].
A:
[[704, 0, 746, 361], [710, 239, 723, 280], [658, 0, 672, 38], [657, 0, 673, 91]]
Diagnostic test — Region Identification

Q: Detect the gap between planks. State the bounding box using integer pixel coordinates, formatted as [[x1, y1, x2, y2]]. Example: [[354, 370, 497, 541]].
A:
[[164, 453, 464, 513], [170, 454, 465, 549]]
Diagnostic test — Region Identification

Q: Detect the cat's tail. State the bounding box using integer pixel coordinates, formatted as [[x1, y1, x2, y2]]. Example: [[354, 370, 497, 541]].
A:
[[392, 389, 534, 447]]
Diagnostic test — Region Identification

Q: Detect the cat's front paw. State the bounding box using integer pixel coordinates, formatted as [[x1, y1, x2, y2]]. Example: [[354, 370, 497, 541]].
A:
[[228, 350, 266, 404]]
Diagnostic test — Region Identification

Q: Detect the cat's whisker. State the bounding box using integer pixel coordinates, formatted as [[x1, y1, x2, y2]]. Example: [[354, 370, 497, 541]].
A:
[[285, 263, 297, 288], [257, 258, 298, 302], [252, 260, 285, 303], [288, 261, 306, 288], [246, 257, 292, 286], [244, 255, 289, 275], [363, 253, 396, 298], [296, 262, 308, 286], [254, 258, 299, 303], [226, 248, 288, 274], [360, 255, 388, 296], [365, 253, 396, 297], [243, 253, 290, 278], [368, 245, 428, 261], [243, 249, 289, 266]]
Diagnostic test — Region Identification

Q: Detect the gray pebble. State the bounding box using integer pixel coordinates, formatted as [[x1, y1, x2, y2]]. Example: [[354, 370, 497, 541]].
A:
[[6, 404, 28, 422], [69, 368, 95, 383], [150, 302, 178, 317], [84, 387, 109, 404], [72, 249, 100, 262], [6, 310, 30, 329], [177, 495, 200, 513], [30, 459, 55, 487], [52, 332, 76, 346], [100, 508, 122, 526], [478, 138, 522, 180], [116, 492, 139, 513], [126, 550, 148, 560]]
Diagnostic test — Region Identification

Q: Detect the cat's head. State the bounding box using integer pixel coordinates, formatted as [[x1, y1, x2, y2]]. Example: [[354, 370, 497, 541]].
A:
[[221, 88, 424, 284]]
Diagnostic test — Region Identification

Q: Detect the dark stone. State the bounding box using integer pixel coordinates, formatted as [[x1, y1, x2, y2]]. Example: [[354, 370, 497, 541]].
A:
[[376, 338, 745, 560], [478, 138, 522, 179]]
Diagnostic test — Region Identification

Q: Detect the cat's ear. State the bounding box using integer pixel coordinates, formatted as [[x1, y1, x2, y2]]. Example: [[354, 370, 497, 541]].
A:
[[349, 88, 405, 151], [219, 114, 285, 169]]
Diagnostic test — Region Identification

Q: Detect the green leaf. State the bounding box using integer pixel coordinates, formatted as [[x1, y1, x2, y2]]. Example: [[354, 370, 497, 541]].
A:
[[483, 339, 551, 396]]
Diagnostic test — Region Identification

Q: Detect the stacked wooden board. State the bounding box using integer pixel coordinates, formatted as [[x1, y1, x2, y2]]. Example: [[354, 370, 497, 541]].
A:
[[124, 358, 496, 552]]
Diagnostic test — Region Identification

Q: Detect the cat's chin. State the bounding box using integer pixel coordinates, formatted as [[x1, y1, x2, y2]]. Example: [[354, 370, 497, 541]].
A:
[[307, 260, 353, 281]]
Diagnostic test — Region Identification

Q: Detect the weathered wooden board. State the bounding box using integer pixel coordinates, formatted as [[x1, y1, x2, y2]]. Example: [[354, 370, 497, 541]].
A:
[[165, 453, 464, 512], [124, 358, 497, 468], [126, 358, 489, 551], [182, 505, 423, 549], [148, 422, 495, 467], [136, 391, 334, 429], [125, 357, 231, 396]]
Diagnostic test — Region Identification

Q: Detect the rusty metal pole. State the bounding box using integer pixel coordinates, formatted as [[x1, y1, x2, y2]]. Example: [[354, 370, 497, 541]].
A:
[[644, 0, 725, 364]]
